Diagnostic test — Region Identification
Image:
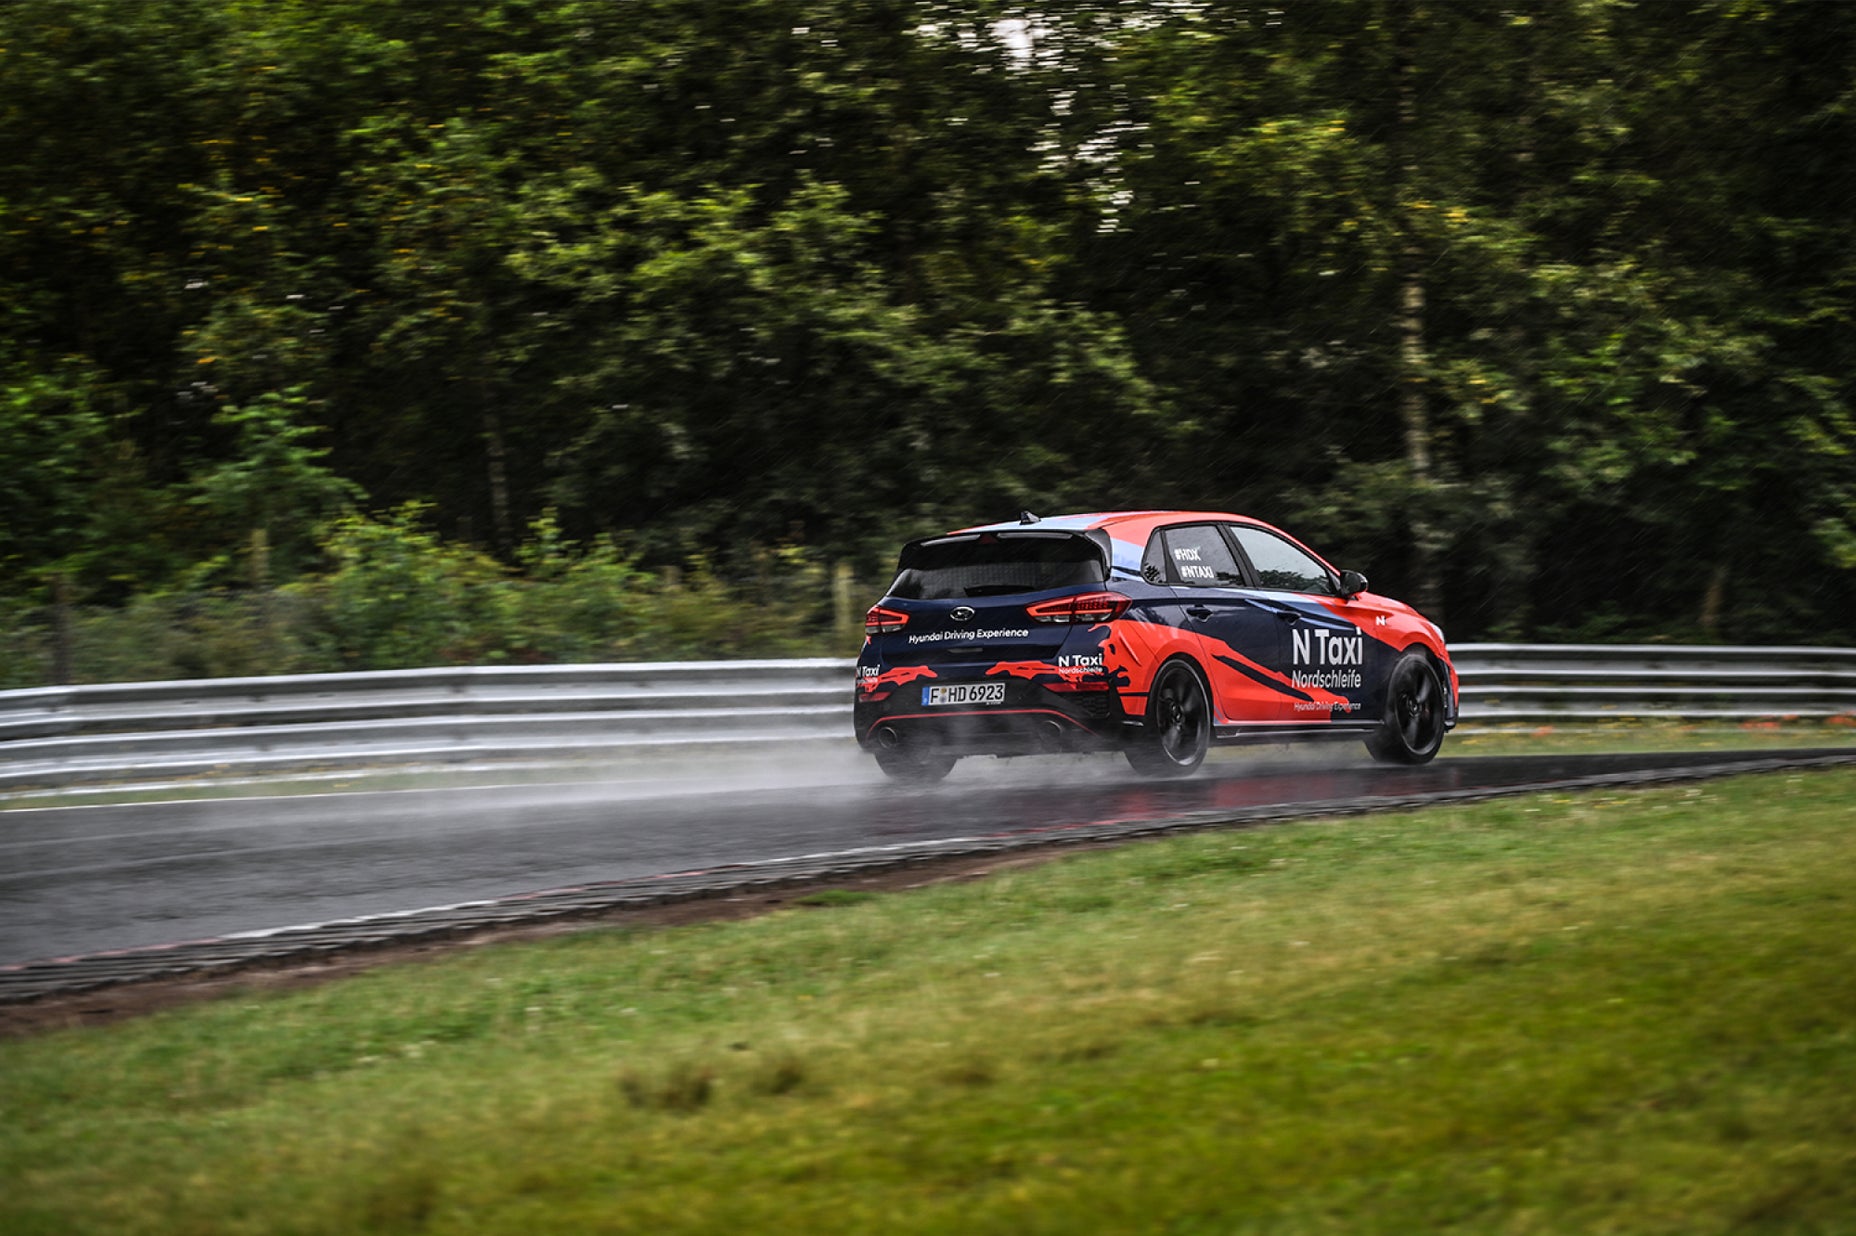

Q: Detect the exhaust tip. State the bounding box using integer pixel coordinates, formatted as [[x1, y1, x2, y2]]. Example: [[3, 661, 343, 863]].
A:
[[874, 725, 901, 750]]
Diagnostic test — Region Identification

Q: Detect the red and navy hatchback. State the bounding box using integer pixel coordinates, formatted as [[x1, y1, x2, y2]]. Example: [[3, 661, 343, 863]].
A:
[[855, 510, 1457, 781]]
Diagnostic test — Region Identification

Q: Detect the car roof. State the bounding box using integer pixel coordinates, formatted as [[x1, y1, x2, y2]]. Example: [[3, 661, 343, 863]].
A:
[[953, 510, 1249, 535], [949, 510, 1315, 578]]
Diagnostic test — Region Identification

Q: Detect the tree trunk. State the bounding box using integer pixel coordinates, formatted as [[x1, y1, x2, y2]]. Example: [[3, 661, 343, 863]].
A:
[[51, 571, 75, 686], [482, 402, 513, 555], [250, 527, 275, 669], [1699, 560, 1728, 637], [1393, 5, 1444, 621]]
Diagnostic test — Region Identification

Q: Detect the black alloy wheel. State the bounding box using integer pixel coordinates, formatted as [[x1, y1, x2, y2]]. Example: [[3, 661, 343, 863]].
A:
[[1126, 660, 1211, 777], [1365, 652, 1446, 765]]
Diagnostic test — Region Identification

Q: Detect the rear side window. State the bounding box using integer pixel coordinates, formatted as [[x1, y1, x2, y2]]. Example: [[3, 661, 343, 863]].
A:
[[1160, 525, 1245, 586], [890, 534, 1106, 600]]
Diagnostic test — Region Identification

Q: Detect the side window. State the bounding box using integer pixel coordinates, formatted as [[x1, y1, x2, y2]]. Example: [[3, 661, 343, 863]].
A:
[[1161, 525, 1245, 587], [1228, 526, 1336, 595]]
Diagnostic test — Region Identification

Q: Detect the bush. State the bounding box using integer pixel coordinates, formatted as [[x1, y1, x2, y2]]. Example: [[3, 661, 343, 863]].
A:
[[500, 512, 657, 662], [0, 507, 855, 687], [295, 504, 513, 670]]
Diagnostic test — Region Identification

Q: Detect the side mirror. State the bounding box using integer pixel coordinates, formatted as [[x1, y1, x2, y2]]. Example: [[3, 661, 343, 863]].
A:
[[1338, 570, 1368, 599]]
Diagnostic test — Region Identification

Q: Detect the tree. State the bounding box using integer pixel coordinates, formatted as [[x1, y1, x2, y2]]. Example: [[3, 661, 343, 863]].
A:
[[1, 0, 1850, 647], [188, 386, 364, 579], [0, 361, 111, 583]]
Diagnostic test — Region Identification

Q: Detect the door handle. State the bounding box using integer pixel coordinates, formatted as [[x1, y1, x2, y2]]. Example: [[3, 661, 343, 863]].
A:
[[1276, 611, 1300, 624], [1186, 606, 1212, 620]]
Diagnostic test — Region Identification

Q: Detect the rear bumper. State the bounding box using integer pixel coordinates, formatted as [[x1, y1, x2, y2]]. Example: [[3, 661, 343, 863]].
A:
[[854, 686, 1133, 756]]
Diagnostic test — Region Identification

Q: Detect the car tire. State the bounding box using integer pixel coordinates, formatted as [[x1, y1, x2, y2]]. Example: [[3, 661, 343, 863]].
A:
[[1365, 651, 1446, 765], [1125, 660, 1211, 777], [872, 747, 958, 784]]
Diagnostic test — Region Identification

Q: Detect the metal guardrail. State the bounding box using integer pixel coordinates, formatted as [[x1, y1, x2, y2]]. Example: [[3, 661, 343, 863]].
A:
[[1, 644, 1852, 790], [0, 660, 852, 790], [1455, 643, 1856, 722]]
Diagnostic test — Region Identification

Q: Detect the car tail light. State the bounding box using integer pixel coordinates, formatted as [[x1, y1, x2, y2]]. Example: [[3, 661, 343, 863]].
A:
[[864, 604, 910, 635], [1025, 591, 1130, 625]]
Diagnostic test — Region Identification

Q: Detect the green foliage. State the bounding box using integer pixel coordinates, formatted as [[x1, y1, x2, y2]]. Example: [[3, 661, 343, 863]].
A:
[[299, 504, 513, 670], [0, 360, 111, 580], [1, 0, 1852, 654], [188, 386, 364, 578], [500, 511, 653, 662], [296, 505, 839, 671], [0, 507, 849, 685]]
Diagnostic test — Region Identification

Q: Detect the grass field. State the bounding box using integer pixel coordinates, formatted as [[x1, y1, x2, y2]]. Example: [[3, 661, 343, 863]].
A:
[[1446, 718, 1856, 757], [3, 767, 1855, 1234]]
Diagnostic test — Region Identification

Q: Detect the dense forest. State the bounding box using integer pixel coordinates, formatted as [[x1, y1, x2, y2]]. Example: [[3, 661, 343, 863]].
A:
[[2, 0, 1853, 682]]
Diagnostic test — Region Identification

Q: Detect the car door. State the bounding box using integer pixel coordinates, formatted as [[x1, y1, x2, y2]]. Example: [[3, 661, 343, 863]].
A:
[[1151, 523, 1302, 726], [1224, 523, 1383, 724]]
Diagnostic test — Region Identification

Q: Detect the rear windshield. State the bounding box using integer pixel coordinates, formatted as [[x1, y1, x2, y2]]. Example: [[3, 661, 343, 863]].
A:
[[889, 533, 1106, 601]]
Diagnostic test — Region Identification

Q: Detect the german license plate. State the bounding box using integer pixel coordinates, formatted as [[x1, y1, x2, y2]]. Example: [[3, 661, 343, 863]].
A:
[[922, 682, 1006, 707]]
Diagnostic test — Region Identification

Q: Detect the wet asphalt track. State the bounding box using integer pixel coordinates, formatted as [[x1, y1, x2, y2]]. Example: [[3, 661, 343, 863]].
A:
[[4, 745, 1852, 973]]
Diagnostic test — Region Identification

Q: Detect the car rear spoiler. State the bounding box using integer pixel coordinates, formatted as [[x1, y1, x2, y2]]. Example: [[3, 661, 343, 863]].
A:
[[895, 528, 1113, 574]]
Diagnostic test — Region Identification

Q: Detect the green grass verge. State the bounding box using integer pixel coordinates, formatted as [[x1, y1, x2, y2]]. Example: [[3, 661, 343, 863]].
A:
[[4, 770, 1855, 1234], [1447, 718, 1856, 757]]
